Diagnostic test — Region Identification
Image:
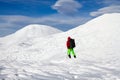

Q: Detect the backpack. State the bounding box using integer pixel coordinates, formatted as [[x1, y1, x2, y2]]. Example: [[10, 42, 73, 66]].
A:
[[70, 39, 75, 48]]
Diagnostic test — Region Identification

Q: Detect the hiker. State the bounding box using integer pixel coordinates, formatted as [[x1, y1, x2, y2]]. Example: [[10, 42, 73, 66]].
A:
[[66, 36, 76, 58]]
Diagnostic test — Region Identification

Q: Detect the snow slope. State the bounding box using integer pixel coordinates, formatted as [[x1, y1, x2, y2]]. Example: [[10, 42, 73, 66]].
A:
[[0, 13, 120, 80], [0, 24, 62, 59]]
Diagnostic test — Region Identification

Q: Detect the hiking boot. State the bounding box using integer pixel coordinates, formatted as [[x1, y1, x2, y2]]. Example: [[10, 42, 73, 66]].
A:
[[74, 55, 76, 58], [68, 55, 71, 58]]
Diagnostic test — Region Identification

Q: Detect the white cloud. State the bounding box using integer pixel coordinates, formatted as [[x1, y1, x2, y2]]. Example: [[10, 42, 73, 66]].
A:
[[90, 5, 120, 17], [52, 0, 82, 15], [0, 14, 91, 36], [102, 0, 120, 5]]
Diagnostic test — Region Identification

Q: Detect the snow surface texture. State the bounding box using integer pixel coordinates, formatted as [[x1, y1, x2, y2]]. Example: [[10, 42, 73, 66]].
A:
[[0, 13, 120, 80]]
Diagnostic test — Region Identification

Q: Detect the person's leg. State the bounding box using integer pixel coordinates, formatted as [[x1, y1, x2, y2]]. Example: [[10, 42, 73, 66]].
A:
[[71, 48, 76, 58], [67, 48, 71, 58]]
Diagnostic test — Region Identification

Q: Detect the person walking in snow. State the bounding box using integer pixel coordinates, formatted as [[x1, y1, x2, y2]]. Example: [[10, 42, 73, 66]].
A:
[[66, 36, 76, 58]]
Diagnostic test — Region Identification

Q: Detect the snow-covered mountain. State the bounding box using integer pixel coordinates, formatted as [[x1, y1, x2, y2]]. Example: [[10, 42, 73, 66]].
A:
[[0, 13, 120, 80], [14, 24, 62, 37], [0, 24, 62, 58], [0, 24, 62, 43], [67, 13, 120, 60]]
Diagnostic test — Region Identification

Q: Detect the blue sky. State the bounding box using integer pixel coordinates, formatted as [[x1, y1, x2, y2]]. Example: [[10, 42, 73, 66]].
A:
[[0, 0, 120, 37]]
